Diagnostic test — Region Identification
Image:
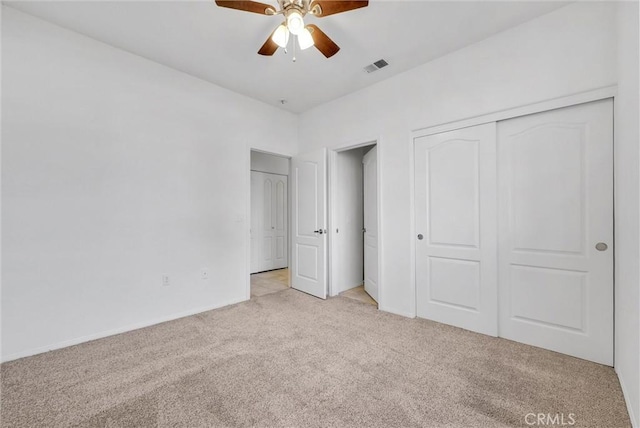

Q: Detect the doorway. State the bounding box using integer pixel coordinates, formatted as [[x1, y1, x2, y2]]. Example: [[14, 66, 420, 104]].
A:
[[250, 150, 291, 298], [266, 143, 382, 306], [329, 143, 379, 307]]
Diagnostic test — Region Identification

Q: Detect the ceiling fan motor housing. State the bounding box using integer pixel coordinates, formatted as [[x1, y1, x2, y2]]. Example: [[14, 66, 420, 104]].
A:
[[281, 0, 311, 15]]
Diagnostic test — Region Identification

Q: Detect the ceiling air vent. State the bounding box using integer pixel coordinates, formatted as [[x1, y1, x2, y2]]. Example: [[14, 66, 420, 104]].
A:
[[363, 59, 389, 73]]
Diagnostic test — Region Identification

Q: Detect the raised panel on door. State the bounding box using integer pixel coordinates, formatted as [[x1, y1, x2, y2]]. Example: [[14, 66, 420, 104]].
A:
[[250, 171, 263, 274], [251, 171, 288, 274], [272, 175, 288, 269], [428, 140, 479, 248], [415, 123, 497, 336], [262, 177, 274, 270], [363, 146, 378, 302], [498, 99, 613, 365], [291, 149, 327, 299]]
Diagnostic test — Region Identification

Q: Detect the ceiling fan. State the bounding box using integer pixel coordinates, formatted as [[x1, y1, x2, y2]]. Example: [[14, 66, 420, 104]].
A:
[[215, 0, 369, 59]]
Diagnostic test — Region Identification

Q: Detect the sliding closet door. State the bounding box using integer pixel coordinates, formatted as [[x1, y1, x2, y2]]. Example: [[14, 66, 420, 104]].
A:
[[250, 171, 263, 273], [497, 99, 613, 365], [414, 123, 498, 336], [250, 171, 288, 273], [271, 174, 288, 270]]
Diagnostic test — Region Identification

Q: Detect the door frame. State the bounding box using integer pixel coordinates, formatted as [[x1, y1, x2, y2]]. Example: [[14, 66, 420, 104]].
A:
[[328, 138, 383, 308], [246, 148, 292, 300], [409, 85, 617, 330]]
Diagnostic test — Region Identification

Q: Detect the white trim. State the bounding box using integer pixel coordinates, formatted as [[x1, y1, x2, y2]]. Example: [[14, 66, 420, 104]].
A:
[[411, 87, 617, 321], [332, 135, 380, 153], [376, 138, 384, 311], [288, 156, 292, 288], [245, 146, 252, 301], [249, 148, 291, 159], [250, 170, 289, 177], [616, 367, 639, 427], [327, 137, 382, 309], [323, 147, 329, 299], [328, 149, 338, 296], [412, 86, 617, 138], [247, 148, 293, 297], [408, 129, 418, 319], [1, 296, 247, 363]]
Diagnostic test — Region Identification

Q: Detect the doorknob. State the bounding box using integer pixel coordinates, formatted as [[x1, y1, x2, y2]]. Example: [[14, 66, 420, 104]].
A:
[[595, 242, 608, 251], [417, 234, 424, 240], [314, 229, 324, 235]]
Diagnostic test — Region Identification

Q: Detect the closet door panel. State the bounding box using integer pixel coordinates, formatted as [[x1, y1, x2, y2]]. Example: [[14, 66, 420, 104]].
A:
[[497, 99, 613, 365], [262, 177, 274, 270], [250, 171, 264, 274], [272, 175, 288, 269], [415, 122, 498, 336], [251, 172, 288, 273]]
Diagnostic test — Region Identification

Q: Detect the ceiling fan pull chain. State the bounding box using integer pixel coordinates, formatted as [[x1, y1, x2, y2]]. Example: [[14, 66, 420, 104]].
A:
[[292, 34, 297, 62]]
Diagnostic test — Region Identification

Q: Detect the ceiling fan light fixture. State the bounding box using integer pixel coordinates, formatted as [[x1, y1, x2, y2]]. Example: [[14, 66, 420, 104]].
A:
[[272, 24, 290, 48], [286, 10, 304, 35], [298, 27, 314, 50]]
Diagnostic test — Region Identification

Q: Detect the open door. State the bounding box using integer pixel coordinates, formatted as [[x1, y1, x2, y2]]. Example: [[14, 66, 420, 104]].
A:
[[363, 146, 378, 302], [291, 148, 327, 299]]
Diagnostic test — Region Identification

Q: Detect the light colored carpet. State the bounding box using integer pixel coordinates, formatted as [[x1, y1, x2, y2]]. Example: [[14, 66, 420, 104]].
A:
[[1, 289, 631, 427]]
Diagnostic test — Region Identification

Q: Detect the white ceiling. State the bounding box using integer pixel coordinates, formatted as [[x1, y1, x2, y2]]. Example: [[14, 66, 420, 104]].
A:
[[6, 0, 569, 113]]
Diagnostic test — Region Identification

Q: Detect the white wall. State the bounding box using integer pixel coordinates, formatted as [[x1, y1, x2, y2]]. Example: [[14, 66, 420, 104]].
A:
[[300, 1, 639, 420], [250, 151, 289, 175], [334, 147, 366, 293], [615, 2, 640, 425], [298, 2, 618, 319], [1, 7, 297, 361]]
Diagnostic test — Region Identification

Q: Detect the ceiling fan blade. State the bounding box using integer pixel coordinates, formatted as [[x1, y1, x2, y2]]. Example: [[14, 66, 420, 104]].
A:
[[307, 24, 340, 58], [258, 26, 279, 56], [215, 0, 277, 15], [309, 0, 368, 17]]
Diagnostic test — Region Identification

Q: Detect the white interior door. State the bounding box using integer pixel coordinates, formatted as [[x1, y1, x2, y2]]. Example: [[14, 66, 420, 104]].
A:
[[415, 123, 498, 336], [497, 99, 613, 365], [250, 172, 288, 273], [262, 174, 275, 269], [363, 146, 378, 302], [271, 174, 288, 270], [291, 148, 327, 299], [250, 171, 263, 273]]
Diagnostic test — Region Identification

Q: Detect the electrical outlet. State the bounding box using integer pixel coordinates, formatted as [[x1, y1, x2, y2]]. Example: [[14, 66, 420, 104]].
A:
[[200, 268, 209, 280], [162, 275, 170, 287]]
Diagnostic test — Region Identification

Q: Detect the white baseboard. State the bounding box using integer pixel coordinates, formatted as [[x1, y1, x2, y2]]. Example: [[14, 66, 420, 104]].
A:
[[1, 296, 248, 363], [616, 367, 639, 428]]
